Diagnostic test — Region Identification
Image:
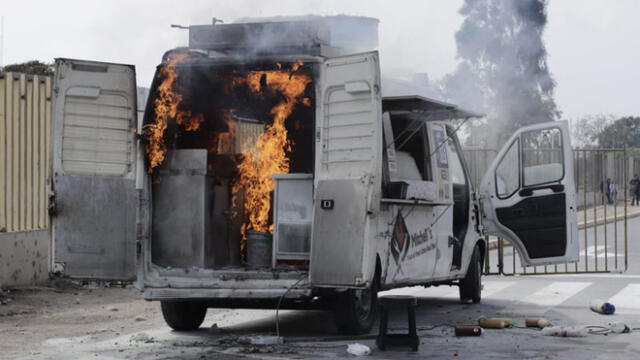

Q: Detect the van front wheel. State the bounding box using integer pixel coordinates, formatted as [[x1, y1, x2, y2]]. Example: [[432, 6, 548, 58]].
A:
[[160, 301, 207, 331], [459, 245, 482, 304], [332, 281, 378, 335]]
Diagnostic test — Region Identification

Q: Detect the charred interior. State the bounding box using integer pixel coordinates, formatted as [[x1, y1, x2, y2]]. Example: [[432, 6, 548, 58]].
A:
[[143, 53, 315, 270]]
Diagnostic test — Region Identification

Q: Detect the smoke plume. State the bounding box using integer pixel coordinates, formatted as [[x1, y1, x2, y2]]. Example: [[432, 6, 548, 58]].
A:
[[441, 0, 559, 147]]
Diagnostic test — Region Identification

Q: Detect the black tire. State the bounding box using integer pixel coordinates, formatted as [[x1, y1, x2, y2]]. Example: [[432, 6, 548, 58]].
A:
[[160, 301, 207, 331], [459, 245, 482, 304], [333, 280, 378, 335]]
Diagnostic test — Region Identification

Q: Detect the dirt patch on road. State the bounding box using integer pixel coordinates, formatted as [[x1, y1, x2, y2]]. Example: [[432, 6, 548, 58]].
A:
[[0, 279, 162, 355]]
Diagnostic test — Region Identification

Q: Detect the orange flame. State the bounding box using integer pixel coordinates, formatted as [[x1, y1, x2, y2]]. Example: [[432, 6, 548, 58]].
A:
[[144, 57, 311, 259], [232, 62, 312, 247], [144, 53, 204, 172], [208, 109, 237, 155]]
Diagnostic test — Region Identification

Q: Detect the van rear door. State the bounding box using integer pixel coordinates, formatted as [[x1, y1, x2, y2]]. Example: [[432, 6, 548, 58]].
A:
[[309, 51, 382, 287], [51, 59, 137, 279], [479, 120, 578, 266]]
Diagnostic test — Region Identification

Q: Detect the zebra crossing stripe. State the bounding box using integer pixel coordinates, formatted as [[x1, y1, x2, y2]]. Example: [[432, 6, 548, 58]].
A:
[[479, 281, 517, 297], [521, 281, 591, 307], [608, 284, 640, 314], [381, 281, 517, 299], [384, 281, 640, 314]]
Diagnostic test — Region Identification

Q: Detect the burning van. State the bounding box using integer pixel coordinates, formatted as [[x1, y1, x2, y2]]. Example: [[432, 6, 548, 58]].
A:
[[50, 16, 579, 334]]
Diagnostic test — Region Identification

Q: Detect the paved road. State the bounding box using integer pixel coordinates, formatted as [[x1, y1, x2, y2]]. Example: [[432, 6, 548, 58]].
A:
[[21, 273, 640, 359], [12, 217, 640, 359]]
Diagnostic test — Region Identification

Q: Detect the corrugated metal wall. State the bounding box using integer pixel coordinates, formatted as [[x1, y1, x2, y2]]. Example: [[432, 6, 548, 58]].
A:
[[0, 72, 52, 232]]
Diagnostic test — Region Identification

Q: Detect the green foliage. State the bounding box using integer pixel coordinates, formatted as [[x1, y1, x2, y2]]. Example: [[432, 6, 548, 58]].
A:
[[569, 114, 615, 148], [596, 116, 640, 148], [1, 60, 54, 76]]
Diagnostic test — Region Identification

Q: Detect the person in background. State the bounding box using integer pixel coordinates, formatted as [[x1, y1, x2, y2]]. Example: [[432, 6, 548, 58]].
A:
[[612, 181, 619, 204], [630, 174, 640, 206], [606, 178, 613, 205]]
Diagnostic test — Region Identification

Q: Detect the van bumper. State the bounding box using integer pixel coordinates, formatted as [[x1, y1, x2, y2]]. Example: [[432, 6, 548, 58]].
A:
[[143, 287, 313, 301]]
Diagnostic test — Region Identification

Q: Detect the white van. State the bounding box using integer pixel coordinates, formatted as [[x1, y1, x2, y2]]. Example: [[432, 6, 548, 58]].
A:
[[50, 19, 578, 335]]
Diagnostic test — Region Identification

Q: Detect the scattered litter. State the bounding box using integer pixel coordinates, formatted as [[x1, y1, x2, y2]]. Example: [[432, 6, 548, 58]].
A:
[[525, 318, 553, 328], [239, 336, 283, 345], [134, 315, 146, 322], [129, 332, 154, 343], [586, 322, 633, 335], [347, 343, 371, 356], [239, 346, 297, 355], [454, 326, 483, 336], [609, 322, 631, 334], [541, 326, 588, 337], [107, 306, 119, 312], [478, 317, 512, 329], [74, 298, 81, 304], [494, 318, 515, 327], [590, 299, 615, 315]]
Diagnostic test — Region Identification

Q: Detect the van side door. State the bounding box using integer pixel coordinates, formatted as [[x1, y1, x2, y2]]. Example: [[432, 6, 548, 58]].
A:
[[479, 121, 578, 266], [51, 59, 137, 279], [309, 51, 382, 288]]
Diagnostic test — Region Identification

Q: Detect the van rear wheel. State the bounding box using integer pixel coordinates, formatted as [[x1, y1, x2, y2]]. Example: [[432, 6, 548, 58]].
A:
[[459, 245, 482, 304], [160, 301, 207, 331], [332, 281, 378, 335]]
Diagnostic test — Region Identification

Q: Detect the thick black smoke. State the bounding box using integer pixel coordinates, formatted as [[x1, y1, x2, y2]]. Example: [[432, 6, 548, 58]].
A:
[[441, 0, 559, 146]]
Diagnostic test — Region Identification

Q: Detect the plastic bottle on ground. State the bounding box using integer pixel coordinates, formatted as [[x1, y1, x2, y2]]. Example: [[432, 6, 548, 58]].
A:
[[610, 322, 631, 334], [590, 299, 615, 315], [541, 326, 588, 337]]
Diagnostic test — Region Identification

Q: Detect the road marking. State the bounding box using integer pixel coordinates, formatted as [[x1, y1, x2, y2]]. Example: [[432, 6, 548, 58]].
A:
[[382, 281, 517, 299], [480, 281, 518, 297], [585, 245, 621, 258], [520, 281, 591, 307], [608, 284, 640, 314]]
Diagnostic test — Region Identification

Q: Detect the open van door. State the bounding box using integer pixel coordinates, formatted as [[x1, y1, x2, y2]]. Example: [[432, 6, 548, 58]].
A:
[[309, 52, 382, 287], [51, 59, 137, 279], [479, 120, 578, 266]]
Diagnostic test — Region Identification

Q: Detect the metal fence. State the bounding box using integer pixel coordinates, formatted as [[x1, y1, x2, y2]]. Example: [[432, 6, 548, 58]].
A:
[[0, 72, 52, 232], [463, 147, 636, 275]]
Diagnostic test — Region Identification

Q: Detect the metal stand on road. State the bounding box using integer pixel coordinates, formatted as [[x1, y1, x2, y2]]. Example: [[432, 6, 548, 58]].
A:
[[376, 295, 419, 352]]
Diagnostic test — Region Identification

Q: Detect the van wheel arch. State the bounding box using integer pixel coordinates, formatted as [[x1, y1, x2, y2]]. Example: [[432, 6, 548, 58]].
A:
[[331, 255, 382, 335]]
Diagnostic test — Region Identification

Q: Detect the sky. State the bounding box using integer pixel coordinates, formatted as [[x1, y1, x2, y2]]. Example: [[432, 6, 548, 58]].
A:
[[0, 0, 638, 121]]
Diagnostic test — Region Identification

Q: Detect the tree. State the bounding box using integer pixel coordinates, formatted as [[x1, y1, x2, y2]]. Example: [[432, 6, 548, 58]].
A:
[[595, 116, 640, 149], [1, 60, 54, 76], [569, 114, 615, 148]]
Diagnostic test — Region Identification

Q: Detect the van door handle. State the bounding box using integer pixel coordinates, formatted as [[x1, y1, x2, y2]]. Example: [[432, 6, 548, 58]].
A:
[[519, 184, 564, 197]]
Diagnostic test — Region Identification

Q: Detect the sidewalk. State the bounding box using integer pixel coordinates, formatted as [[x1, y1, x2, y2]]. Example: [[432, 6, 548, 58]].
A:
[[578, 201, 640, 229]]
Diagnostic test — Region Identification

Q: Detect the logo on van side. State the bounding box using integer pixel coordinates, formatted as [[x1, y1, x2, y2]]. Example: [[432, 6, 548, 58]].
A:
[[390, 211, 410, 263]]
